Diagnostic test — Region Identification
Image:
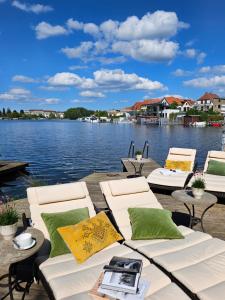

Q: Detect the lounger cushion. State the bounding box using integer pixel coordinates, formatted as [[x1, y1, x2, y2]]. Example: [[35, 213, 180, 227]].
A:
[[100, 178, 162, 240], [41, 208, 89, 257], [147, 168, 191, 188], [206, 159, 225, 176], [108, 177, 150, 196], [128, 208, 184, 240], [27, 182, 96, 239], [39, 243, 189, 300], [198, 281, 225, 300], [173, 251, 225, 294], [58, 212, 123, 263], [28, 182, 87, 205]]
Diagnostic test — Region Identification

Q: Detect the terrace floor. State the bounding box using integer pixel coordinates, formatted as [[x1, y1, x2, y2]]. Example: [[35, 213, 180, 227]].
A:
[[1, 159, 225, 299]]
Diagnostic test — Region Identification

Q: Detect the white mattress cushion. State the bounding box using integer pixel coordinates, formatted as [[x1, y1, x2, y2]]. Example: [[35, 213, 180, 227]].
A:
[[154, 238, 225, 272], [188, 173, 225, 192], [39, 242, 190, 300], [147, 168, 191, 187], [146, 282, 191, 300], [197, 281, 225, 300], [173, 251, 225, 293]]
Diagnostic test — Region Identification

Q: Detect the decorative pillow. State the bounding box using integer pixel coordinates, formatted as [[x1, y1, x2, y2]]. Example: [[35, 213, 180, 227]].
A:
[[207, 159, 225, 176], [41, 208, 89, 257], [165, 160, 192, 172], [128, 208, 184, 240], [57, 211, 123, 263]]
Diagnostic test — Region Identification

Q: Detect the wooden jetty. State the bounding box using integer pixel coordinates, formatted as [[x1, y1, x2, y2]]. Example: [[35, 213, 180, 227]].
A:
[[2, 157, 225, 299], [0, 160, 28, 178]]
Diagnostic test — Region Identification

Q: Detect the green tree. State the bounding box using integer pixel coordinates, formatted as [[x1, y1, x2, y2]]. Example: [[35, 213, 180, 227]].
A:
[[2, 108, 6, 115], [169, 102, 178, 109], [49, 112, 56, 119], [64, 107, 94, 119]]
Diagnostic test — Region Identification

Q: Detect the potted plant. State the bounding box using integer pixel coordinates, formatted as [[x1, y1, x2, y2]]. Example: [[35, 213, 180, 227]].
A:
[[0, 197, 19, 240], [135, 150, 143, 161], [191, 176, 205, 200]]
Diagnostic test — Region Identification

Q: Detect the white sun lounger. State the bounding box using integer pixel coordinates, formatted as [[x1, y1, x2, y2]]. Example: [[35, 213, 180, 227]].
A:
[[188, 150, 225, 196], [147, 147, 196, 190], [100, 177, 225, 300], [27, 181, 190, 300]]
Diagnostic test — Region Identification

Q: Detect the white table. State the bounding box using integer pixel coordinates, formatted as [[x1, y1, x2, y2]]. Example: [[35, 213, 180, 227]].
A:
[[172, 189, 217, 232]]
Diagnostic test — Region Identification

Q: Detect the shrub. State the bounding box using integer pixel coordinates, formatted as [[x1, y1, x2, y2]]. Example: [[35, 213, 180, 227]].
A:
[[0, 201, 18, 226], [135, 150, 142, 155], [191, 178, 205, 189]]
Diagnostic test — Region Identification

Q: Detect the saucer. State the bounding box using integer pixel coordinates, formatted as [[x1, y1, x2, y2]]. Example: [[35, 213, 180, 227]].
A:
[[13, 238, 36, 250]]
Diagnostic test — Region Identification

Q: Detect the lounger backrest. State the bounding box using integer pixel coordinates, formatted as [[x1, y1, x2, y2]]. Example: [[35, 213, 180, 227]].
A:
[[100, 177, 162, 240], [27, 181, 96, 239], [166, 147, 196, 171], [204, 151, 225, 172]]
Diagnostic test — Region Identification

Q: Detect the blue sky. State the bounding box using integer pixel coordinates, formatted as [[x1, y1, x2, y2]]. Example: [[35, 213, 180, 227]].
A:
[[0, 0, 225, 111]]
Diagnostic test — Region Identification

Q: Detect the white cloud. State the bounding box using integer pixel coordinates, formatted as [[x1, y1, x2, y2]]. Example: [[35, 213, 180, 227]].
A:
[[93, 69, 165, 91], [197, 52, 206, 64], [112, 39, 178, 62], [47, 72, 96, 89], [79, 91, 105, 98], [35, 22, 68, 39], [12, 1, 53, 14], [172, 68, 192, 77], [61, 11, 188, 63], [83, 23, 100, 37], [69, 65, 88, 70], [66, 18, 84, 30], [184, 75, 225, 88], [199, 65, 225, 74], [12, 75, 37, 83], [47, 69, 165, 93], [183, 48, 206, 64], [62, 41, 94, 59], [71, 99, 94, 103], [0, 88, 31, 100], [185, 48, 197, 58], [39, 85, 69, 91], [44, 98, 59, 104], [97, 56, 126, 65]]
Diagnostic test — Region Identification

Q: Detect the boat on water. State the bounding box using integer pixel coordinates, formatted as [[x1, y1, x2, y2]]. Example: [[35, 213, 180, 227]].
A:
[[192, 121, 206, 127]]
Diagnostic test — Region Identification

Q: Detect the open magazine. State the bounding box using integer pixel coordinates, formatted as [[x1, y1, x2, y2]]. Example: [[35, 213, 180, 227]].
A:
[[101, 257, 143, 294]]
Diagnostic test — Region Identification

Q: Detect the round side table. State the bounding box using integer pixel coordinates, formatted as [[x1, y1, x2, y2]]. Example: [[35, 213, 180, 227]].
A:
[[128, 158, 152, 177], [0, 227, 44, 300], [172, 189, 217, 232]]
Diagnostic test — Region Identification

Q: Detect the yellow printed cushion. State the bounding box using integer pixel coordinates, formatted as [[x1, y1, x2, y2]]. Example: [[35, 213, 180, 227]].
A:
[[57, 211, 123, 263], [165, 160, 192, 172]]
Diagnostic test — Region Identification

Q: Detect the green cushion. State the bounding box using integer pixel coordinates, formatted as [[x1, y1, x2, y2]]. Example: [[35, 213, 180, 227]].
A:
[[207, 159, 225, 176], [128, 208, 184, 240], [41, 208, 89, 257]]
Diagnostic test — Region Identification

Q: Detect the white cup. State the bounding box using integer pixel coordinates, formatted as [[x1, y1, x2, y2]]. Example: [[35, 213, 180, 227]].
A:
[[16, 233, 33, 248]]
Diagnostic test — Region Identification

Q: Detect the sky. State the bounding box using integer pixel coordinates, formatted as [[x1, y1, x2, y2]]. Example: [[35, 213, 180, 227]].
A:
[[0, 0, 225, 111]]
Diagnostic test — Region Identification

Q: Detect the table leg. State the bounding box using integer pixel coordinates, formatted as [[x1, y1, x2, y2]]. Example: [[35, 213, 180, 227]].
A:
[[139, 163, 144, 176], [201, 204, 215, 232], [184, 203, 193, 228]]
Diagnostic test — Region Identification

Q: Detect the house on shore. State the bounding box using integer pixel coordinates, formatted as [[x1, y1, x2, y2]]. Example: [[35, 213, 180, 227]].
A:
[[195, 92, 225, 115], [24, 110, 64, 119]]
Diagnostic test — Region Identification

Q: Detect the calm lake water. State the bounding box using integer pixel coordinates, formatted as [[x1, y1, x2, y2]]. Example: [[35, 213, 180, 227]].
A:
[[0, 120, 223, 198]]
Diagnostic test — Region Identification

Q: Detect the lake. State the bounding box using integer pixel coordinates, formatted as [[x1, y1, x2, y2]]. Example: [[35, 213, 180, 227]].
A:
[[0, 120, 223, 198]]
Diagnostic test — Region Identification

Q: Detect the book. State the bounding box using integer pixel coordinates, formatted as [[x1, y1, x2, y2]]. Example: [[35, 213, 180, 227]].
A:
[[101, 257, 143, 294], [103, 256, 143, 274], [98, 278, 150, 300]]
